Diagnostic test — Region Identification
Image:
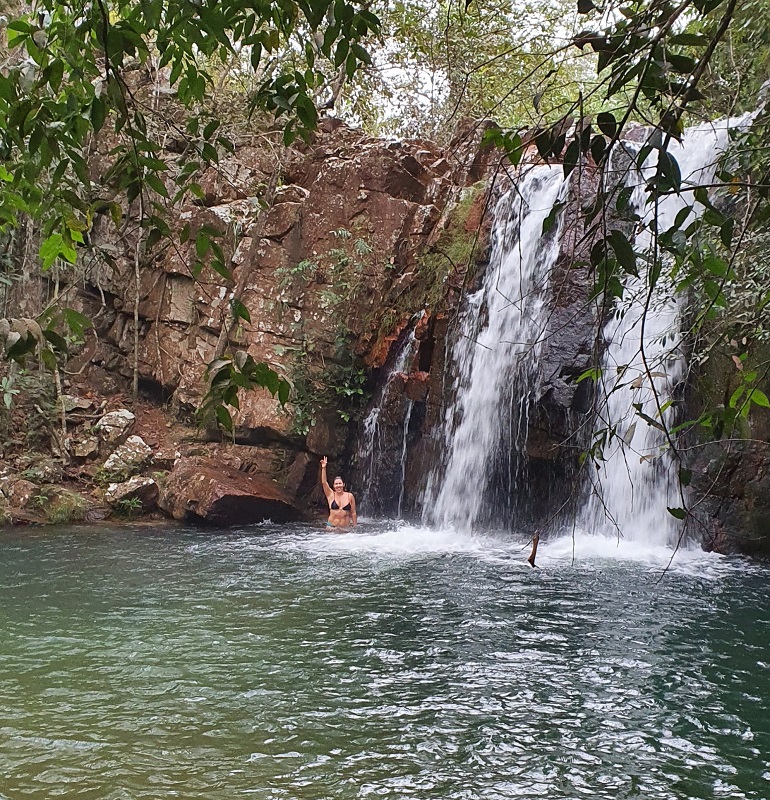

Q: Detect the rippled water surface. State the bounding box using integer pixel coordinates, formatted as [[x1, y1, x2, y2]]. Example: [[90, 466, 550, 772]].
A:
[[1, 522, 769, 799]]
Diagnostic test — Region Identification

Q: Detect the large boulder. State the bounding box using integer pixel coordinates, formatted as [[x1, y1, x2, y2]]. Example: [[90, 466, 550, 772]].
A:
[[158, 456, 304, 525]]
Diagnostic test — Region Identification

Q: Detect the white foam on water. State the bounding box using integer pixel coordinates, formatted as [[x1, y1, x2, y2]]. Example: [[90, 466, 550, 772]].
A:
[[537, 530, 757, 579], [279, 522, 492, 559], [249, 522, 752, 581]]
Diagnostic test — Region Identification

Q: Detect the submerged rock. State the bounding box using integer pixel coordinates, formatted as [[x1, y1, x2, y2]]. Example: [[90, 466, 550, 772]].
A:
[[158, 456, 303, 526]]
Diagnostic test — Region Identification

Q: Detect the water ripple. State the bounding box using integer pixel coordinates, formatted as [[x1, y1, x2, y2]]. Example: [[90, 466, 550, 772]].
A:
[[0, 524, 769, 799]]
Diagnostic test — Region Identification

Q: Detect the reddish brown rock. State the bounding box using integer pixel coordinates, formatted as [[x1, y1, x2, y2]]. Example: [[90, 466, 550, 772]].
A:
[[262, 202, 303, 240], [366, 327, 404, 369], [105, 476, 160, 510], [405, 371, 430, 402], [7, 479, 38, 509], [59, 118, 496, 524], [305, 411, 347, 458], [158, 456, 303, 526]]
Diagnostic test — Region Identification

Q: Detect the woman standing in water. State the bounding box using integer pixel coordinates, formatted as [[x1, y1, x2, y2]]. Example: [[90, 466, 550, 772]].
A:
[[320, 456, 357, 528]]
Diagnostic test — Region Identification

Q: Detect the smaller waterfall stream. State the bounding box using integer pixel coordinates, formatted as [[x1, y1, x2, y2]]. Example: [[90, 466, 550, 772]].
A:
[[357, 319, 421, 515], [582, 117, 752, 545], [424, 166, 568, 529]]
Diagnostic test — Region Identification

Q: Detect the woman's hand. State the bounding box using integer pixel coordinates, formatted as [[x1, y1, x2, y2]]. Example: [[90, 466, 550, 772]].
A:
[[320, 456, 328, 468]]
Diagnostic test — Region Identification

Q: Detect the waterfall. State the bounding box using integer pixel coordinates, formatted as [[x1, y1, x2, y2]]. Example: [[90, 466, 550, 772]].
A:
[[396, 400, 414, 518], [357, 319, 421, 516], [582, 117, 752, 545], [423, 165, 568, 529]]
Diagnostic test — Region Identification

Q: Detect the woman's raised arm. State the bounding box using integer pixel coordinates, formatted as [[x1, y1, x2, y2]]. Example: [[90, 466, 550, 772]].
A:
[[320, 456, 333, 502]]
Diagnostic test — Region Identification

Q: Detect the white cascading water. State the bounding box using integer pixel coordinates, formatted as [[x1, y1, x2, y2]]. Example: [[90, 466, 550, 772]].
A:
[[424, 165, 568, 529], [357, 320, 420, 514], [582, 117, 752, 545], [396, 399, 414, 518]]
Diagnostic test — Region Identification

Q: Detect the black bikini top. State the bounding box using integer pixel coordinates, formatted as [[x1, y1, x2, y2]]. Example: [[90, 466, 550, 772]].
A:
[[331, 494, 351, 511]]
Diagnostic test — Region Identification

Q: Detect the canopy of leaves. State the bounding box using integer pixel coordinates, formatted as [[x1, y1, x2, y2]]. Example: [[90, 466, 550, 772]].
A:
[[0, 0, 379, 249], [336, 0, 598, 141], [0, 0, 379, 419]]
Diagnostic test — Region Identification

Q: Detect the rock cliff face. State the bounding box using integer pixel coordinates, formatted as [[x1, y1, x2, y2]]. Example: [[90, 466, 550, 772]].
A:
[[47, 120, 496, 521], [358, 161, 605, 524], [686, 344, 770, 554], [3, 113, 767, 546]]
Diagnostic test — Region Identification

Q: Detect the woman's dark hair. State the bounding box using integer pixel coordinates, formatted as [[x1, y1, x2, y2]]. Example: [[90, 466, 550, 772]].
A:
[[333, 476, 344, 485]]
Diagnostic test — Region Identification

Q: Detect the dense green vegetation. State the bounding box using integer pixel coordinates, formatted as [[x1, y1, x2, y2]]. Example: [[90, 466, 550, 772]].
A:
[[0, 0, 768, 458]]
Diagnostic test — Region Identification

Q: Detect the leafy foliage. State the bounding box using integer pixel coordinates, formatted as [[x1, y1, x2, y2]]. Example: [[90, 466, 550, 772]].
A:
[[200, 351, 291, 433], [0, 0, 380, 426], [344, 0, 596, 140], [475, 0, 770, 531]]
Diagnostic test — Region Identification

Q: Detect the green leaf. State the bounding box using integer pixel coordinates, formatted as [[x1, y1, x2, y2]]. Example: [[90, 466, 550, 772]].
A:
[[210, 258, 232, 281], [43, 329, 68, 354], [658, 151, 681, 193], [563, 138, 580, 177], [351, 43, 372, 66], [678, 467, 692, 487], [144, 172, 168, 198], [215, 404, 234, 431], [46, 59, 64, 92], [232, 298, 252, 323], [542, 202, 565, 235], [334, 39, 349, 67], [669, 33, 709, 46], [590, 134, 606, 165], [345, 50, 357, 79], [667, 507, 687, 520], [597, 112, 617, 139], [195, 230, 210, 259], [278, 379, 290, 405], [720, 218, 734, 248], [199, 224, 223, 237], [703, 256, 729, 278], [666, 53, 696, 74], [63, 308, 93, 337], [608, 229, 637, 275], [535, 130, 554, 160], [91, 97, 107, 132], [748, 389, 770, 408], [203, 118, 220, 139], [40, 348, 58, 370], [615, 186, 634, 213], [728, 384, 745, 408], [40, 233, 77, 270]]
